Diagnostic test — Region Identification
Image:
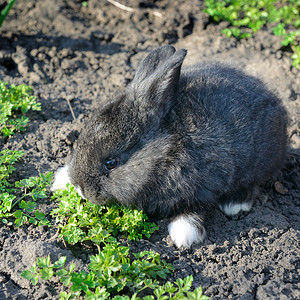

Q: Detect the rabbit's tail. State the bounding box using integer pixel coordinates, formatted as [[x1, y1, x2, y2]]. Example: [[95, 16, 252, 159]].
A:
[[168, 213, 206, 248]]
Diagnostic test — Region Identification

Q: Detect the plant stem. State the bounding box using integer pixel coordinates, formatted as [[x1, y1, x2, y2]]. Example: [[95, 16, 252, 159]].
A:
[[11, 192, 27, 209]]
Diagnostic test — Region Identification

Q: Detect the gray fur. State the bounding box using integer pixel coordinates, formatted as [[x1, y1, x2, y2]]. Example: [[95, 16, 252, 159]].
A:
[[67, 45, 288, 237]]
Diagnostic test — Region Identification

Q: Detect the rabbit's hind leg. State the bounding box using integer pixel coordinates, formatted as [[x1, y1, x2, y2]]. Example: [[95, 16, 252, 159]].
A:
[[168, 213, 206, 248], [218, 186, 258, 217]]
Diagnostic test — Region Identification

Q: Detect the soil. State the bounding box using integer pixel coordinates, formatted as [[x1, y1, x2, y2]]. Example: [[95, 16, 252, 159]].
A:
[[0, 0, 299, 299]]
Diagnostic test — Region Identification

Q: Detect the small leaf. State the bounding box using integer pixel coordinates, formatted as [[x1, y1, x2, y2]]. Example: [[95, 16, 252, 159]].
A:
[[40, 267, 54, 280], [37, 256, 51, 268], [19, 200, 27, 209], [34, 209, 45, 219], [273, 23, 286, 36], [21, 270, 39, 285], [29, 217, 38, 225], [24, 201, 36, 212], [60, 275, 72, 286], [53, 256, 67, 269], [13, 209, 22, 218]]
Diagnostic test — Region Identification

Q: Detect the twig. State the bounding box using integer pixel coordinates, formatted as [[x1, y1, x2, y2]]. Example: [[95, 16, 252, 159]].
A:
[[106, 0, 134, 12], [152, 11, 163, 18], [106, 0, 163, 19], [62, 238, 67, 248], [66, 98, 76, 121], [49, 227, 60, 241], [49, 228, 67, 248]]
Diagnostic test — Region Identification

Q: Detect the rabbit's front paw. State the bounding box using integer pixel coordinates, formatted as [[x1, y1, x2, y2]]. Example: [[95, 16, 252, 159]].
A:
[[51, 165, 70, 191], [168, 214, 206, 248]]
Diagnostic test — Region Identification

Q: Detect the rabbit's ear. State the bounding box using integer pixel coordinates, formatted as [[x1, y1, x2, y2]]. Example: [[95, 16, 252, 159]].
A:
[[133, 45, 178, 82], [131, 45, 187, 118]]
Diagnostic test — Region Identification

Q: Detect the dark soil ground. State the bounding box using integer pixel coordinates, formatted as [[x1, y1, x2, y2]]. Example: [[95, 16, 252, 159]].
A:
[[0, 0, 299, 299]]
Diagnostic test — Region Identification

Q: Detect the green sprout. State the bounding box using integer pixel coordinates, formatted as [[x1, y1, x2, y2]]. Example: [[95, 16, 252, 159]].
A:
[[204, 0, 300, 68], [0, 149, 52, 226], [0, 0, 16, 28], [0, 81, 41, 137]]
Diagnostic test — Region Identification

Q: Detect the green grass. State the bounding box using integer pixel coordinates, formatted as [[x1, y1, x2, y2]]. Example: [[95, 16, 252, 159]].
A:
[[203, 0, 300, 68], [0, 81, 41, 136]]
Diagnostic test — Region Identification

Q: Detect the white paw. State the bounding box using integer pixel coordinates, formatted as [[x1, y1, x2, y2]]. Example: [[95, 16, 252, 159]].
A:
[[168, 215, 206, 248], [51, 165, 70, 191], [220, 202, 252, 216]]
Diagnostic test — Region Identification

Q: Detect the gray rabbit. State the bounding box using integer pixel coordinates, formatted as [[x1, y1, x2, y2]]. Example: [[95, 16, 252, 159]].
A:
[[52, 45, 288, 248]]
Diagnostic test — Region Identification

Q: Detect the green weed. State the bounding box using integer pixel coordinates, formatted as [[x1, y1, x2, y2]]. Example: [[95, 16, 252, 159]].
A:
[[22, 252, 208, 300], [273, 23, 300, 67], [0, 149, 24, 193], [204, 0, 300, 67], [22, 186, 209, 299], [0, 149, 52, 226], [0, 81, 41, 137], [0, 0, 16, 28], [51, 184, 158, 246]]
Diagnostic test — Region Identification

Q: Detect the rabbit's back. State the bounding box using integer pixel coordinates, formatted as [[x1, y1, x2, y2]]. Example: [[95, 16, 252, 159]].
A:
[[172, 62, 287, 190]]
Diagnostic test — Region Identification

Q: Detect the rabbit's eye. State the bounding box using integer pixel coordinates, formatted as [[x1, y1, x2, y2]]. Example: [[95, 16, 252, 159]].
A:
[[104, 158, 119, 173]]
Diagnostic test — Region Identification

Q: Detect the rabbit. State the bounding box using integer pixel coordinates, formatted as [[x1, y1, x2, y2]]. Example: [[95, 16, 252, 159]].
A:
[[52, 45, 288, 248]]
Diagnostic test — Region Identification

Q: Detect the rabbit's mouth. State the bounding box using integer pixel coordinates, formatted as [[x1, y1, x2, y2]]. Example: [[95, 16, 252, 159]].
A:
[[88, 195, 116, 206], [81, 187, 116, 206]]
